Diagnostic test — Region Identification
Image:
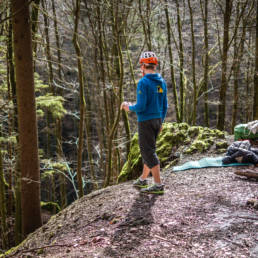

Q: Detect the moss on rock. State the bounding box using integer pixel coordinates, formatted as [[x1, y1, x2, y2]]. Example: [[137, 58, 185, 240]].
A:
[[118, 122, 227, 183], [215, 140, 228, 154], [184, 139, 210, 154], [216, 141, 228, 149], [41, 201, 60, 214], [117, 133, 142, 183]]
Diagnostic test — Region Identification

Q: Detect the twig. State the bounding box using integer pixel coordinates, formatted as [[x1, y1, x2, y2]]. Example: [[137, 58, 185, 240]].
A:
[[222, 237, 244, 248], [6, 243, 73, 257], [153, 234, 179, 246], [237, 216, 258, 221]]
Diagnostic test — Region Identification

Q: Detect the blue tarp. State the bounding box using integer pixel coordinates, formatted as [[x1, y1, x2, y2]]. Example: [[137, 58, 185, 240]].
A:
[[172, 156, 251, 172]]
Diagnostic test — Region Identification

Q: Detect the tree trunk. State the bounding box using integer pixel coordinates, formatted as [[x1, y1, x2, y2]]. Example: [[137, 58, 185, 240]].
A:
[[217, 0, 232, 130], [246, 34, 252, 122], [7, 6, 22, 243], [31, 0, 41, 53], [231, 2, 249, 133], [6, 15, 16, 216], [51, 0, 67, 207], [11, 0, 42, 237], [176, 0, 184, 122], [73, 0, 85, 198], [139, 0, 152, 50], [105, 0, 124, 187], [200, 0, 209, 127], [14, 158, 22, 244], [187, 0, 197, 125], [254, 0, 258, 120], [164, 0, 180, 122], [0, 148, 7, 249], [41, 0, 54, 92]]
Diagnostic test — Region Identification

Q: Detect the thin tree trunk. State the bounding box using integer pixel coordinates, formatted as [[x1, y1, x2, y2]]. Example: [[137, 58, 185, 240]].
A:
[[200, 0, 209, 126], [146, 0, 152, 50], [105, 0, 124, 187], [93, 46, 105, 177], [246, 34, 252, 122], [51, 0, 67, 207], [0, 148, 7, 249], [51, 0, 62, 82], [231, 1, 249, 132], [6, 16, 15, 216], [31, 0, 41, 53], [84, 1, 106, 179], [254, 0, 258, 120], [176, 0, 184, 122], [217, 0, 232, 130], [73, 0, 85, 198], [84, 98, 97, 188], [164, 0, 180, 122], [14, 158, 22, 244], [187, 0, 197, 125], [123, 28, 137, 89], [139, 0, 152, 50], [11, 0, 42, 237], [41, 0, 54, 161]]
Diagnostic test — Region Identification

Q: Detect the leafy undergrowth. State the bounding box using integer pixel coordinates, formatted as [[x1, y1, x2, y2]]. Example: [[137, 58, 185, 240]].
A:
[[4, 153, 258, 258]]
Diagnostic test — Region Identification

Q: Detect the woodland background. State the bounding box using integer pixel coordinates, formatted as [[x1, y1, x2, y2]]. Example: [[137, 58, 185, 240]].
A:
[[0, 0, 258, 252]]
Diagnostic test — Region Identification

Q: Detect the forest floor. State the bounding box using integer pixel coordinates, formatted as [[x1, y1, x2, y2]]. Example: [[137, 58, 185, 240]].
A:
[[5, 154, 258, 258]]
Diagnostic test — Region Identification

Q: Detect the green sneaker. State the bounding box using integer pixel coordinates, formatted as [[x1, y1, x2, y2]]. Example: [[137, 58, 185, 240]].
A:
[[133, 178, 148, 188], [140, 184, 164, 194]]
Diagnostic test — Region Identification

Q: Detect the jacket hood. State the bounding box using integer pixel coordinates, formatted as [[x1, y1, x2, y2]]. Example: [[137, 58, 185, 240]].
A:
[[144, 73, 163, 83]]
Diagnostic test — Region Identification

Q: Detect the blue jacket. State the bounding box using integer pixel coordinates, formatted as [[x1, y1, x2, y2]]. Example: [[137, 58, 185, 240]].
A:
[[129, 73, 168, 122]]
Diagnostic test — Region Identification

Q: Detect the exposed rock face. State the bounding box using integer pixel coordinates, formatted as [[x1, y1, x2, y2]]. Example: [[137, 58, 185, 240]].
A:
[[118, 122, 228, 182]]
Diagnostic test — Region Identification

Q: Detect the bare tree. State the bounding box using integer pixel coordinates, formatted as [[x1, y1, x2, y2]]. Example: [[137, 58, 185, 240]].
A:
[[164, 0, 180, 122], [217, 0, 233, 130], [73, 0, 85, 198]]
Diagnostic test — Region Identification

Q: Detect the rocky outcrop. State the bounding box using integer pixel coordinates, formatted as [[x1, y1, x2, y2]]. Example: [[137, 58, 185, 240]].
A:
[[118, 122, 228, 182]]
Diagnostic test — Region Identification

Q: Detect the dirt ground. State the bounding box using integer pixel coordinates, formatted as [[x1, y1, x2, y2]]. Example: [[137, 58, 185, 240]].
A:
[[6, 154, 258, 258]]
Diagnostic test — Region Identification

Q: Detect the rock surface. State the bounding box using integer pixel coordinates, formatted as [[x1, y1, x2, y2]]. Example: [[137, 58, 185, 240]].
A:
[[5, 153, 258, 258]]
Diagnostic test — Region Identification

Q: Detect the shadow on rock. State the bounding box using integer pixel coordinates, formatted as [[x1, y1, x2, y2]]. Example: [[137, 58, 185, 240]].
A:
[[103, 193, 158, 257]]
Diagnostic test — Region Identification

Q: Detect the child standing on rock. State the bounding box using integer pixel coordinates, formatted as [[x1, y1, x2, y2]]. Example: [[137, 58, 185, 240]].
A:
[[121, 51, 168, 194]]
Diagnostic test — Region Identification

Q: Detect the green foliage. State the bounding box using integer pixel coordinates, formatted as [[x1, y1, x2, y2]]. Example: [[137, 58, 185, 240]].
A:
[[34, 72, 49, 92], [41, 170, 55, 180], [36, 94, 66, 119], [41, 160, 68, 180], [0, 135, 17, 145]]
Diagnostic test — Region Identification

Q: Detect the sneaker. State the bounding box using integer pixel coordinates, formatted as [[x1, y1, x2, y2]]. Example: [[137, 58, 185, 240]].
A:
[[140, 184, 164, 194], [133, 178, 148, 188]]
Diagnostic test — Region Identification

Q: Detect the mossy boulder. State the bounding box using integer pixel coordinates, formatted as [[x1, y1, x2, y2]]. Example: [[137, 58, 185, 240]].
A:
[[117, 122, 227, 183], [117, 133, 142, 183], [215, 140, 229, 153], [41, 201, 60, 214]]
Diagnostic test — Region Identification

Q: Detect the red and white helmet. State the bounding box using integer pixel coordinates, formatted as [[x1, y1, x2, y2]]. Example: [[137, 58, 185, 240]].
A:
[[139, 51, 158, 65]]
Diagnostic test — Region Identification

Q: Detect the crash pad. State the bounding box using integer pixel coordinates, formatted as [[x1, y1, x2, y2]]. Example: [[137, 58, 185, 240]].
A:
[[172, 156, 251, 172]]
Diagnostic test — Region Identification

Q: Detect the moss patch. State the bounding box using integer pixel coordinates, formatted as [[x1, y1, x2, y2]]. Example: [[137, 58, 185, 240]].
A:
[[118, 122, 227, 183], [41, 201, 60, 214]]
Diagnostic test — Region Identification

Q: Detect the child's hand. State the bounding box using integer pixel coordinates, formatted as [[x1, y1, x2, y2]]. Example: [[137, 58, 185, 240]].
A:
[[120, 102, 130, 111]]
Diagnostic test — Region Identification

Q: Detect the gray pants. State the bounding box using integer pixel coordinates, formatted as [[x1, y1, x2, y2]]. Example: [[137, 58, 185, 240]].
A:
[[138, 118, 162, 169]]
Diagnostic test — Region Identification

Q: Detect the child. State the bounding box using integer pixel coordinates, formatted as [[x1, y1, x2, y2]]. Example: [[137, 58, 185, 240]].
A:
[[121, 51, 168, 194]]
